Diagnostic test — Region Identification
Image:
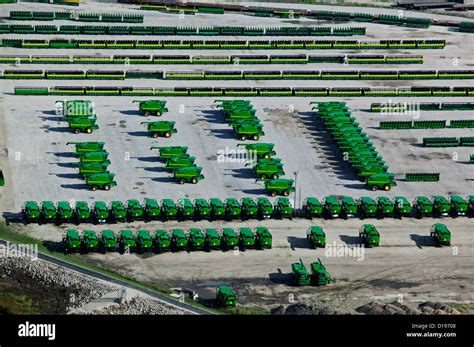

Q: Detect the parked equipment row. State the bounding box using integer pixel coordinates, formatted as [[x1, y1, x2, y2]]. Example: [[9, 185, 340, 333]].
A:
[[57, 100, 99, 134], [6, 69, 474, 80], [10, 11, 144, 22], [63, 226, 272, 253], [371, 102, 474, 112], [379, 120, 474, 130], [423, 137, 474, 147], [15, 86, 474, 97], [0, 23, 365, 36], [1, 38, 446, 50], [0, 54, 424, 65], [215, 100, 264, 141]]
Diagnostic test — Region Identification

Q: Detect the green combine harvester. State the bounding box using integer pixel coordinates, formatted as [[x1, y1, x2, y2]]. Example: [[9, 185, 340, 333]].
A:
[[165, 155, 196, 170], [216, 285, 237, 307], [67, 141, 105, 154], [100, 230, 117, 253], [310, 258, 330, 286], [141, 121, 177, 138], [264, 179, 295, 197], [292, 259, 311, 286], [68, 117, 98, 134], [63, 229, 81, 253], [86, 173, 117, 191], [133, 100, 168, 116], [307, 226, 326, 248], [359, 224, 380, 247], [152, 146, 188, 159], [173, 166, 204, 184], [22, 201, 41, 224], [255, 226, 272, 249], [302, 197, 323, 219], [430, 223, 451, 246], [238, 142, 276, 159]]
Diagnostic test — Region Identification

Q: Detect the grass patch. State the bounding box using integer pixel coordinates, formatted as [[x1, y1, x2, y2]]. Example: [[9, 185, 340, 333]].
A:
[[0, 291, 40, 314]]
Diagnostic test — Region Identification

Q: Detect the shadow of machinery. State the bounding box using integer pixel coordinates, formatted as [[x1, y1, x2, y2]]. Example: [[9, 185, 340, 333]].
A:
[[287, 236, 312, 251], [339, 234, 362, 246], [410, 234, 437, 248], [268, 268, 293, 285]]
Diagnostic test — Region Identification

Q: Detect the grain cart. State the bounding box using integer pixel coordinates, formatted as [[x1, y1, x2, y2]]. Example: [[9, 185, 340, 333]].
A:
[[133, 100, 168, 117], [210, 198, 226, 219], [255, 226, 272, 249], [251, 157, 282, 167], [414, 196, 433, 218], [310, 259, 330, 286], [323, 196, 342, 219], [339, 196, 357, 219], [82, 230, 99, 252], [165, 155, 196, 170], [56, 201, 73, 224], [233, 122, 265, 141], [119, 230, 136, 253], [430, 223, 451, 246], [238, 228, 256, 250], [291, 260, 311, 286], [224, 198, 242, 220], [376, 196, 394, 218], [366, 173, 396, 191], [307, 226, 326, 248], [56, 100, 94, 118], [237, 143, 275, 159], [92, 201, 109, 223], [254, 163, 284, 180], [302, 197, 323, 219], [67, 141, 105, 154], [63, 229, 81, 253], [22, 201, 40, 224], [174, 166, 204, 184], [151, 146, 188, 160], [127, 199, 144, 221], [100, 230, 117, 253], [171, 229, 188, 251], [450, 195, 468, 217], [274, 197, 294, 219], [86, 173, 117, 191], [141, 121, 177, 138], [256, 197, 273, 219], [358, 196, 377, 219], [177, 198, 195, 220], [188, 228, 205, 251], [161, 199, 178, 219], [110, 201, 127, 222], [221, 228, 239, 250], [393, 196, 412, 218], [194, 199, 211, 220], [144, 198, 160, 220], [79, 151, 109, 164], [432, 195, 450, 217], [74, 201, 91, 223], [137, 230, 153, 253], [216, 285, 237, 307], [154, 229, 171, 252], [241, 197, 258, 219], [359, 224, 380, 247], [78, 162, 110, 177], [264, 179, 295, 197], [68, 117, 98, 134], [40, 201, 57, 223], [204, 228, 221, 250]]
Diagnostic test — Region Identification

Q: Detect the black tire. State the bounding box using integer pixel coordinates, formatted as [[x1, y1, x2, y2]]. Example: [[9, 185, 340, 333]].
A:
[[152, 132, 159, 138], [104, 184, 110, 191], [271, 174, 278, 179], [253, 135, 259, 141], [86, 128, 92, 134], [91, 185, 98, 191], [179, 179, 185, 185], [371, 185, 378, 191], [283, 190, 289, 197], [241, 135, 246, 141], [271, 191, 277, 197], [74, 128, 80, 134], [144, 111, 151, 117], [191, 178, 198, 184]]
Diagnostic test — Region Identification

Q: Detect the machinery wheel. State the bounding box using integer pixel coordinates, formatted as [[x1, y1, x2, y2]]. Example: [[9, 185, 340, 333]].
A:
[[86, 128, 92, 134], [241, 135, 246, 141], [191, 178, 198, 184], [384, 185, 390, 191], [271, 191, 277, 197], [261, 174, 267, 180], [91, 185, 98, 191], [104, 184, 110, 191], [145, 111, 151, 117], [371, 185, 378, 191], [253, 135, 259, 141], [152, 132, 159, 138], [74, 128, 81, 134], [165, 132, 171, 138], [283, 190, 290, 196], [179, 179, 185, 185], [271, 174, 278, 179], [264, 154, 270, 159]]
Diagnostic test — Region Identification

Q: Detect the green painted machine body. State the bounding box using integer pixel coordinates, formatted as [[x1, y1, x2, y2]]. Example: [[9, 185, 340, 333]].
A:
[[430, 223, 451, 246], [222, 228, 239, 249], [194, 198, 211, 219], [359, 224, 380, 247], [154, 229, 171, 251], [127, 199, 144, 220], [255, 226, 272, 249], [93, 201, 109, 223], [110, 201, 127, 222], [188, 228, 205, 250], [23, 200, 41, 223], [101, 229, 117, 251], [144, 198, 160, 219], [216, 285, 236, 307], [64, 229, 81, 252], [161, 199, 178, 219], [307, 226, 326, 248], [204, 228, 221, 249], [302, 197, 323, 218]]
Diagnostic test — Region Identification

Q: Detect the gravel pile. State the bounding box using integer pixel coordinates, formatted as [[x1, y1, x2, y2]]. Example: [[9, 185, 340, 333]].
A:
[[90, 296, 190, 315], [356, 301, 461, 315], [0, 256, 114, 309], [271, 303, 340, 315]]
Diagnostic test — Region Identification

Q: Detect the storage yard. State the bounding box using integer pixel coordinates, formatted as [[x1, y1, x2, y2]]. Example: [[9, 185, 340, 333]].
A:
[[0, 0, 473, 314]]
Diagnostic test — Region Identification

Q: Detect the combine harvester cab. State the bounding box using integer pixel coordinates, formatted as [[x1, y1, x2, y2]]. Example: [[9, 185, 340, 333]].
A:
[[432, 195, 451, 217], [430, 223, 451, 246], [119, 229, 136, 253], [238, 227, 256, 250], [307, 226, 326, 248], [154, 229, 171, 252], [110, 201, 127, 222], [161, 199, 178, 219], [264, 179, 295, 197], [359, 224, 380, 247], [358, 196, 377, 219], [22, 201, 41, 224], [256, 197, 273, 219], [188, 228, 205, 251], [204, 228, 221, 250], [221, 228, 239, 250], [144, 198, 161, 220], [224, 198, 241, 220], [56, 201, 73, 224], [93, 201, 109, 223], [86, 173, 117, 191], [127, 199, 144, 221], [340, 196, 357, 219], [241, 197, 258, 219], [171, 229, 188, 251], [209, 198, 225, 219], [376, 196, 394, 218], [323, 196, 341, 219], [100, 230, 117, 253], [393, 196, 412, 218], [40, 200, 57, 223], [194, 199, 212, 220], [255, 226, 272, 249], [177, 198, 195, 220], [274, 197, 294, 219], [450, 195, 468, 217], [74, 201, 91, 223], [137, 230, 153, 253], [63, 229, 81, 253], [216, 285, 237, 307], [82, 230, 99, 253], [414, 196, 433, 218], [302, 197, 323, 219]]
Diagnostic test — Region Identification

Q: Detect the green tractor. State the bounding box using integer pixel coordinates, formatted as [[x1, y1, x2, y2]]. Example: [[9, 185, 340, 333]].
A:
[[359, 224, 380, 247], [302, 197, 323, 219], [307, 226, 326, 248], [414, 196, 433, 218], [137, 230, 153, 253], [310, 258, 330, 286], [264, 179, 295, 197], [165, 155, 196, 170], [323, 196, 342, 219], [119, 229, 136, 253], [67, 141, 105, 154], [82, 230, 99, 252], [78, 162, 110, 177], [161, 199, 178, 219], [68, 117, 98, 134], [22, 201, 41, 224], [238, 228, 256, 250], [210, 198, 226, 219], [40, 201, 57, 223], [340, 196, 357, 219], [74, 201, 91, 223], [127, 199, 144, 221], [93, 201, 109, 223], [393, 196, 412, 218], [194, 199, 212, 220], [188, 228, 205, 251], [274, 197, 294, 219], [222, 228, 239, 250], [253, 164, 284, 180], [216, 285, 237, 307], [144, 198, 160, 220], [291, 259, 311, 286], [171, 229, 188, 251], [86, 173, 117, 191], [63, 229, 81, 253], [237, 143, 275, 159], [241, 197, 258, 219], [358, 196, 377, 219], [432, 195, 450, 217], [110, 201, 127, 223], [224, 198, 241, 220], [177, 198, 195, 220], [255, 226, 272, 249], [450, 195, 468, 217], [78, 151, 109, 164], [151, 146, 188, 160], [204, 228, 222, 250], [141, 121, 177, 138], [100, 230, 117, 253], [376, 196, 394, 218], [154, 229, 171, 252], [133, 99, 168, 117], [430, 223, 451, 246], [56, 201, 73, 224], [366, 173, 397, 191], [173, 166, 204, 184], [256, 197, 273, 219]]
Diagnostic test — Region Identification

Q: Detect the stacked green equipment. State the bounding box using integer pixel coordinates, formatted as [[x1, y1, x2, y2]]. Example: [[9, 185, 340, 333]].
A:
[[310, 258, 330, 286], [292, 259, 311, 286], [215, 100, 264, 141], [57, 100, 98, 133], [133, 100, 168, 116]]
